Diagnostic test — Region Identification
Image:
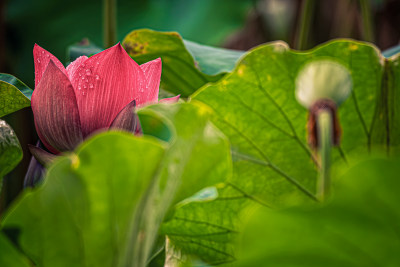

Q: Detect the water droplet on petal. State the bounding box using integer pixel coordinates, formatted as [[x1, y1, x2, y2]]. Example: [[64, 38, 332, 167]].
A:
[[46, 54, 50, 58], [83, 85, 87, 89], [82, 91, 85, 96], [85, 69, 91, 75], [37, 59, 41, 63], [85, 79, 88, 83], [78, 86, 81, 90], [81, 76, 85, 80], [41, 51, 45, 54], [89, 83, 94, 88], [95, 75, 100, 80]]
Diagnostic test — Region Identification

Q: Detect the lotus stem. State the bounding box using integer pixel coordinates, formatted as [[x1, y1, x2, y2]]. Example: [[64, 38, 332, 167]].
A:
[[296, 0, 316, 50], [103, 0, 117, 48], [359, 0, 374, 43], [316, 110, 332, 201]]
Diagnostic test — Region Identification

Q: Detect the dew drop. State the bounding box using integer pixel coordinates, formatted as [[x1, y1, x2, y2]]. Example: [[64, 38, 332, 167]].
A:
[[83, 85, 87, 89], [85, 69, 91, 75], [37, 59, 41, 63], [81, 63, 85, 68], [41, 51, 45, 54], [78, 86, 81, 90], [95, 75, 100, 80], [89, 83, 94, 88], [81, 76, 85, 80], [82, 91, 86, 96], [46, 54, 50, 58]]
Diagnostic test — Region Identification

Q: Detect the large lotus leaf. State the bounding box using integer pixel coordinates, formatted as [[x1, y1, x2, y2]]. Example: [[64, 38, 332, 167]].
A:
[[164, 40, 399, 265], [235, 157, 400, 267], [0, 120, 23, 187], [192, 39, 399, 206], [125, 102, 231, 267], [0, 231, 31, 267], [0, 74, 32, 117], [123, 29, 244, 97], [1, 132, 165, 267]]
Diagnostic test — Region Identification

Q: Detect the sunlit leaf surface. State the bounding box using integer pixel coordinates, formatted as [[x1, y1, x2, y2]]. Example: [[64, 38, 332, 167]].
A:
[[164, 39, 400, 264]]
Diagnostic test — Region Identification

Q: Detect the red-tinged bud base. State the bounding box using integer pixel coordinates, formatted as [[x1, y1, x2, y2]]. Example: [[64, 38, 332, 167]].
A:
[[307, 99, 341, 150]]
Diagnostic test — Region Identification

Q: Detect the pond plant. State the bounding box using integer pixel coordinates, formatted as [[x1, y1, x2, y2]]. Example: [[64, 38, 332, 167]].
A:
[[1, 0, 400, 266]]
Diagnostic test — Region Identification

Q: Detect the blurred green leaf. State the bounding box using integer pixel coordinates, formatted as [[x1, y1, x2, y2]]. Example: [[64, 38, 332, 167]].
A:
[[235, 157, 400, 267], [127, 102, 231, 266], [0, 120, 23, 185], [66, 39, 102, 63], [183, 40, 245, 76], [0, 231, 31, 267], [123, 29, 243, 97], [0, 74, 32, 117], [1, 132, 166, 267]]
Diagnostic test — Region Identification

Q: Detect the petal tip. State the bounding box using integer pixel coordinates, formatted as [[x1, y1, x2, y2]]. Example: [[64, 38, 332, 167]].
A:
[[45, 59, 60, 73]]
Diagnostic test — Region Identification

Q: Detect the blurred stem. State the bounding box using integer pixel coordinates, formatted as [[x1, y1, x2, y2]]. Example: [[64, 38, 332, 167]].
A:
[[316, 111, 332, 201], [359, 0, 374, 42], [296, 0, 316, 50], [103, 0, 117, 48]]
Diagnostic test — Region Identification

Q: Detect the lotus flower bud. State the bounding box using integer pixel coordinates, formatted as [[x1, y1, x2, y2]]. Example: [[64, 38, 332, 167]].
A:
[[295, 60, 352, 109]]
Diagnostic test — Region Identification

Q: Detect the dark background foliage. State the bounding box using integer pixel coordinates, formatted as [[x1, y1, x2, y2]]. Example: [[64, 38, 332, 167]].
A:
[[1, 0, 399, 213]]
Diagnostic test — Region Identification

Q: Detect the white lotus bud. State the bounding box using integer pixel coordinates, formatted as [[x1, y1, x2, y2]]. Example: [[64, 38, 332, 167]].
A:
[[295, 60, 352, 109]]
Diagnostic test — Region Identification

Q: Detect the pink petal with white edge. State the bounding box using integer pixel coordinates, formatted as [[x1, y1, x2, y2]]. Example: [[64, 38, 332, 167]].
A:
[[31, 60, 83, 153], [159, 95, 180, 104], [66, 56, 88, 81], [69, 43, 146, 137], [33, 44, 66, 87], [139, 58, 162, 106]]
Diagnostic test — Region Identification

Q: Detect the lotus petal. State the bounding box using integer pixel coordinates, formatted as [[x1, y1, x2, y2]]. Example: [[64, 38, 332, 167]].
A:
[[69, 43, 146, 137], [31, 60, 83, 152], [139, 58, 162, 106], [23, 141, 46, 188], [66, 56, 88, 81], [109, 99, 138, 133], [28, 144, 57, 166], [24, 155, 45, 188], [33, 44, 66, 87]]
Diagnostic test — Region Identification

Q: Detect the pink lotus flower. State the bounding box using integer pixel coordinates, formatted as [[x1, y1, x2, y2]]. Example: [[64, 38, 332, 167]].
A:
[[31, 43, 179, 155]]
